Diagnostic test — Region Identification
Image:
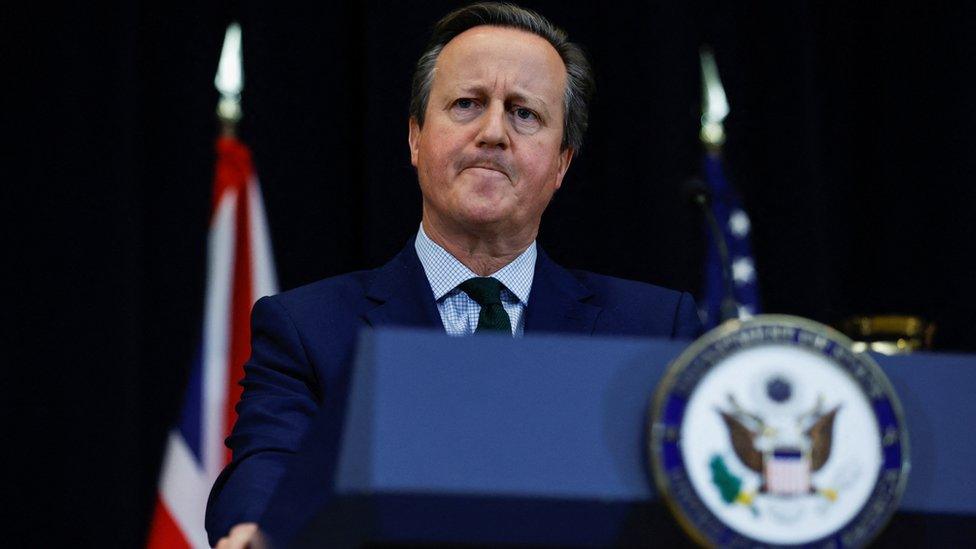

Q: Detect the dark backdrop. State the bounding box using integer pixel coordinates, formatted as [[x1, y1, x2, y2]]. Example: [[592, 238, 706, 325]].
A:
[[9, 0, 975, 545]]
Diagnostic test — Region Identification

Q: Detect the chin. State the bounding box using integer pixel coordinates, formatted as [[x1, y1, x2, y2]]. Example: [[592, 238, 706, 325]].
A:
[[459, 210, 510, 228], [454, 201, 512, 228], [451, 187, 511, 222]]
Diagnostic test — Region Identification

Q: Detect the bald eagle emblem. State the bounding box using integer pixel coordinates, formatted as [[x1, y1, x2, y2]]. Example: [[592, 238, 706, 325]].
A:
[[711, 390, 841, 513]]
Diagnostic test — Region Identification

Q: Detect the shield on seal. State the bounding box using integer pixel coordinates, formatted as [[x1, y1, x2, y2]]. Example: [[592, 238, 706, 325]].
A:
[[765, 449, 809, 495]]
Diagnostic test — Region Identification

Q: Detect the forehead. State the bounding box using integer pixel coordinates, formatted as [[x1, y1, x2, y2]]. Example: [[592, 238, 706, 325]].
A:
[[433, 25, 566, 101]]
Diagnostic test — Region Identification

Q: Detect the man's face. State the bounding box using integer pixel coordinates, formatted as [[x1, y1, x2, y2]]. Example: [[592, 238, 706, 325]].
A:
[[409, 26, 573, 239]]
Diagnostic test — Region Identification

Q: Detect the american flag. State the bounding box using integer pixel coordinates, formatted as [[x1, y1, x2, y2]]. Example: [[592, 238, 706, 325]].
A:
[[145, 135, 277, 548], [700, 151, 761, 329]]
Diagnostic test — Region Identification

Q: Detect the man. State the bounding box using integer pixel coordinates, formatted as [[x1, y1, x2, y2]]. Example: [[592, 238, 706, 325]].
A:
[[208, 3, 701, 547]]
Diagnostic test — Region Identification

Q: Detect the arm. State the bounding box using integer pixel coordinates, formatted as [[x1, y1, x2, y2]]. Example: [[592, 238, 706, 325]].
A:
[[206, 296, 320, 546]]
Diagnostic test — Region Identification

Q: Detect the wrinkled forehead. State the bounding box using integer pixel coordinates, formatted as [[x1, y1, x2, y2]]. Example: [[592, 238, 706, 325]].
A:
[[433, 25, 567, 103]]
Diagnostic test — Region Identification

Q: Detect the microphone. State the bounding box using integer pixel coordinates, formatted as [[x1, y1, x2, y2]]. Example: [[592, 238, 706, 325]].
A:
[[683, 178, 739, 323]]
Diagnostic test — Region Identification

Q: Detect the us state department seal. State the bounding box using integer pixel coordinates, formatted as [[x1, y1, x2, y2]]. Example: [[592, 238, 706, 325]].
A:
[[648, 315, 909, 547]]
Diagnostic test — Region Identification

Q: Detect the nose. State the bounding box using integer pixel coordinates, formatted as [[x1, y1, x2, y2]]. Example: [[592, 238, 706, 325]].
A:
[[476, 101, 509, 150]]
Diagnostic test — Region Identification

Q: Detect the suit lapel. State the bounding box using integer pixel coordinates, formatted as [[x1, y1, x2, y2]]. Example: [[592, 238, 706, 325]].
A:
[[523, 248, 601, 335], [363, 239, 442, 329]]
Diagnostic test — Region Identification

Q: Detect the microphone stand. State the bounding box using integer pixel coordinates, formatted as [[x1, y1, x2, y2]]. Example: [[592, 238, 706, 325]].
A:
[[687, 180, 739, 323]]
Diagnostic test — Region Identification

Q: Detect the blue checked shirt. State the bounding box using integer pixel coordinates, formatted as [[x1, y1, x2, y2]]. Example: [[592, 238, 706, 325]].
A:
[[414, 224, 536, 337]]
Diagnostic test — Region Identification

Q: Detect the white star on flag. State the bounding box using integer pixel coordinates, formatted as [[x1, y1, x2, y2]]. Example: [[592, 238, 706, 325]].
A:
[[732, 256, 756, 285], [728, 209, 751, 238]]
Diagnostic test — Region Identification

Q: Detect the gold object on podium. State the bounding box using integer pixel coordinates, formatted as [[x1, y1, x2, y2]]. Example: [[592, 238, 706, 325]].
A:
[[840, 315, 935, 354]]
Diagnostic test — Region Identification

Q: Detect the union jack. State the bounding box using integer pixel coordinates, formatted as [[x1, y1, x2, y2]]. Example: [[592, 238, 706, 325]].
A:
[[145, 135, 277, 548]]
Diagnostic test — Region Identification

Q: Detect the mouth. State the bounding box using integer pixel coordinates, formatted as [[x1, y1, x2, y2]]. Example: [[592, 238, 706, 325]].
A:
[[465, 166, 505, 175], [462, 165, 511, 181]]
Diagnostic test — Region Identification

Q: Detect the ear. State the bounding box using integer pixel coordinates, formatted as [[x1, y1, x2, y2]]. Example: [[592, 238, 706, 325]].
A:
[[552, 147, 574, 190], [408, 117, 421, 167]]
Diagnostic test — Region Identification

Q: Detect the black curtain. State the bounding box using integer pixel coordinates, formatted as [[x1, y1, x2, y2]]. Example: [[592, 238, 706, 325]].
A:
[[10, 0, 975, 545]]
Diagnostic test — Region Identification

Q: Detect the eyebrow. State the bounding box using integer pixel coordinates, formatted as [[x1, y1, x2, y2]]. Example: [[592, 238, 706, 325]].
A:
[[454, 84, 553, 121]]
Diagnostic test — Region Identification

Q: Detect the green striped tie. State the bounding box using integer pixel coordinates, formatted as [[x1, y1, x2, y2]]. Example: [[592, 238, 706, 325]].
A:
[[459, 277, 512, 334]]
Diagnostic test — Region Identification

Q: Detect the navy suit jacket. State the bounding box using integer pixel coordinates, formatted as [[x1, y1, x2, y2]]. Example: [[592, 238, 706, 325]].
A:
[[205, 239, 701, 545]]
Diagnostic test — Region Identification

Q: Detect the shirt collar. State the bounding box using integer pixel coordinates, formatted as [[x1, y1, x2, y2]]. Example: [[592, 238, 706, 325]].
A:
[[415, 223, 536, 304]]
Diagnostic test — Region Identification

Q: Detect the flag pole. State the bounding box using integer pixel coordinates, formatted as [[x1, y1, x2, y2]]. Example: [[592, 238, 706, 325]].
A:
[[696, 46, 761, 327], [697, 46, 739, 323]]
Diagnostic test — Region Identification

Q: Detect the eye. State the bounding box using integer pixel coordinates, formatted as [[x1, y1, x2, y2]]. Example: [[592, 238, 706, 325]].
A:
[[513, 107, 537, 121], [509, 106, 541, 133], [449, 98, 482, 121]]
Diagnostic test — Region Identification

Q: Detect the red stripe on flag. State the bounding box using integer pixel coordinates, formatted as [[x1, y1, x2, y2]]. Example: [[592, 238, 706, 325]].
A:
[[213, 136, 254, 215], [146, 496, 191, 549], [216, 136, 256, 463]]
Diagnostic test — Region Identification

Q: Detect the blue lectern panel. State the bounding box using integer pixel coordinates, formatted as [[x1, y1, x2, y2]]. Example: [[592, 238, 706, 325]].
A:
[[881, 352, 976, 515], [338, 330, 680, 502], [337, 329, 976, 517]]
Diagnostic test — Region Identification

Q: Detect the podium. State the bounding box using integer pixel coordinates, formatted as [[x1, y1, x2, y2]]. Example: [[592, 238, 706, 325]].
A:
[[261, 329, 976, 547]]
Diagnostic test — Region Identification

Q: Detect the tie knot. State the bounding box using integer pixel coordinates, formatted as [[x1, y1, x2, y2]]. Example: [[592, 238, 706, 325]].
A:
[[459, 277, 505, 306]]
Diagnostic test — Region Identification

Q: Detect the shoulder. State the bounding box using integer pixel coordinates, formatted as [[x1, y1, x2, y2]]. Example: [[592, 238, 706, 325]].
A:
[[262, 240, 419, 318], [273, 270, 372, 307], [569, 270, 683, 306], [569, 270, 702, 338], [246, 270, 381, 385], [255, 269, 375, 328]]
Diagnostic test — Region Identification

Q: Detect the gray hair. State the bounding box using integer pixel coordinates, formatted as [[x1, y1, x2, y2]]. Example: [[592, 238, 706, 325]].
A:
[[409, 2, 594, 152]]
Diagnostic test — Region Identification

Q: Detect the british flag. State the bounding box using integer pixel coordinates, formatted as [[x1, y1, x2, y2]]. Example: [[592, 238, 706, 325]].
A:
[[145, 135, 277, 548]]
